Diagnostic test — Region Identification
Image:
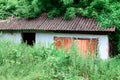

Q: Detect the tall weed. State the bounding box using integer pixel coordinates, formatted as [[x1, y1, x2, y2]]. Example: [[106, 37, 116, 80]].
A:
[[0, 41, 120, 80]]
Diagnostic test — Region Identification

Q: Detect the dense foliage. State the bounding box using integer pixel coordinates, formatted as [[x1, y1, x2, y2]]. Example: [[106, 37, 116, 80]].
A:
[[0, 41, 120, 80], [0, 0, 120, 27]]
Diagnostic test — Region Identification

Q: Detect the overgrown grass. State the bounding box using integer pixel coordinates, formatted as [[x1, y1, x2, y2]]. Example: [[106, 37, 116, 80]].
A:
[[0, 41, 120, 80]]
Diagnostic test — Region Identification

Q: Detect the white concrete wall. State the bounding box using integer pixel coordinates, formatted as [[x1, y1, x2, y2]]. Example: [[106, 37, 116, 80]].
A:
[[0, 32, 109, 59], [36, 32, 109, 60], [98, 36, 109, 60], [0, 32, 22, 44]]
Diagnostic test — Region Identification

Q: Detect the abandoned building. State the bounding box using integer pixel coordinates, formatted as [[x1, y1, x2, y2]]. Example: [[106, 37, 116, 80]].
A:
[[0, 14, 115, 59]]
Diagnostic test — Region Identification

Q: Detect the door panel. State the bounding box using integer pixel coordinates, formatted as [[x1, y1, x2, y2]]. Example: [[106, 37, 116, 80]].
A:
[[54, 37, 98, 56], [54, 37, 72, 50], [74, 39, 97, 56]]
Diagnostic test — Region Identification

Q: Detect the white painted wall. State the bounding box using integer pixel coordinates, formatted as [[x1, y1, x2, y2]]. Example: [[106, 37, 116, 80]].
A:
[[0, 32, 109, 60], [98, 36, 109, 60], [0, 32, 22, 44], [36, 32, 109, 60]]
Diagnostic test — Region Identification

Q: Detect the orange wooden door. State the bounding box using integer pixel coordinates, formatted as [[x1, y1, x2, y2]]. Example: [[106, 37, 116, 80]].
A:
[[54, 37, 72, 50], [74, 39, 97, 56], [54, 37, 97, 56]]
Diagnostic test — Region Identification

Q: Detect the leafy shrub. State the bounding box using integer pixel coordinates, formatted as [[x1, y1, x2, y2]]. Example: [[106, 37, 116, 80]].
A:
[[64, 7, 76, 19]]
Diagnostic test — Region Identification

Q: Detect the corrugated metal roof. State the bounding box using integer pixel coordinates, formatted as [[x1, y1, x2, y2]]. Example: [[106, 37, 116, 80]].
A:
[[0, 14, 115, 32]]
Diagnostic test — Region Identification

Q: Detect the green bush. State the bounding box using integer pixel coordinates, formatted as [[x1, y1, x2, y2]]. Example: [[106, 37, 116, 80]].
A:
[[0, 41, 120, 80]]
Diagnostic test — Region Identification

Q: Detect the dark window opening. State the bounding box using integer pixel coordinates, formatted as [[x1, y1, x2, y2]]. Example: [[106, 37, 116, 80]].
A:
[[22, 33, 35, 45]]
